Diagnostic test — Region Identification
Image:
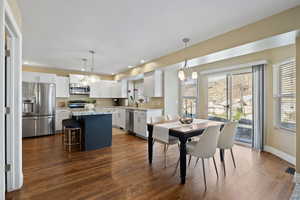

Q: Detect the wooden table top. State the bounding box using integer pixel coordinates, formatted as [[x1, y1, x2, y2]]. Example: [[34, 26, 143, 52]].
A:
[[148, 119, 224, 134]]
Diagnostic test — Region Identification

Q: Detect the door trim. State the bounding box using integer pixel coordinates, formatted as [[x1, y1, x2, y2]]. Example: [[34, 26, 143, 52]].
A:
[[1, 0, 23, 196]]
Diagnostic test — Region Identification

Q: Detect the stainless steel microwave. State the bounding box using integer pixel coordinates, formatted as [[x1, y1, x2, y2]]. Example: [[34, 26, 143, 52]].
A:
[[69, 83, 90, 95]]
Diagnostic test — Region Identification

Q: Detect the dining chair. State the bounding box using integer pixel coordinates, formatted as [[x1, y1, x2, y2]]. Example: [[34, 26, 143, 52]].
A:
[[151, 116, 179, 167], [166, 114, 180, 121], [151, 116, 167, 124], [174, 125, 221, 190], [217, 121, 238, 175]]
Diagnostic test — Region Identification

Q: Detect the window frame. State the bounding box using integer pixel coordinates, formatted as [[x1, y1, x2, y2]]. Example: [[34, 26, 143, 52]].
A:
[[179, 76, 199, 117], [273, 58, 296, 133]]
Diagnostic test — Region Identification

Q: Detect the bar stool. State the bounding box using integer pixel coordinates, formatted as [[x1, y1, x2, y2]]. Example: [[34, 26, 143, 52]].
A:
[[62, 119, 82, 152]]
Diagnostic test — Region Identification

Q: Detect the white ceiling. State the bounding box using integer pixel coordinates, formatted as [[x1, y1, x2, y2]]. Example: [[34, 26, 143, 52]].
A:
[[18, 0, 300, 75]]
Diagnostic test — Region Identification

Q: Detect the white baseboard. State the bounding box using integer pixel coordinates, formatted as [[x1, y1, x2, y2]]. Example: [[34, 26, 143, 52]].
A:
[[264, 145, 295, 165]]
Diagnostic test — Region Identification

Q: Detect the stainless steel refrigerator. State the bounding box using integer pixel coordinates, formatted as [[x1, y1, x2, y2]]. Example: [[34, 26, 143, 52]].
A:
[[22, 82, 56, 138]]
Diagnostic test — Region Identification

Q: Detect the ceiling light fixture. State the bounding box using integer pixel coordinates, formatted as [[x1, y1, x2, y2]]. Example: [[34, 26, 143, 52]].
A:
[[128, 65, 133, 68], [140, 59, 145, 64], [178, 38, 198, 81]]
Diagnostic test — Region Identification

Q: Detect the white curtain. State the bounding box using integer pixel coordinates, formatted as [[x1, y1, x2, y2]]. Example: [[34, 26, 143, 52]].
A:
[[252, 64, 265, 150]]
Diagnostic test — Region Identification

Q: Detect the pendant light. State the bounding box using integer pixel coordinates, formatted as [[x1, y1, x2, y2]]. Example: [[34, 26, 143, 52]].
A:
[[88, 50, 98, 83], [81, 58, 89, 86], [178, 38, 198, 81]]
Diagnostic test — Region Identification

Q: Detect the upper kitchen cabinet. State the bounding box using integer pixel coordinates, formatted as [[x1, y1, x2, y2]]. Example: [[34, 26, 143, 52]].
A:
[[143, 70, 163, 97], [69, 74, 85, 84], [23, 71, 56, 83], [90, 80, 128, 98], [90, 80, 114, 98], [56, 76, 70, 98], [113, 80, 128, 98]]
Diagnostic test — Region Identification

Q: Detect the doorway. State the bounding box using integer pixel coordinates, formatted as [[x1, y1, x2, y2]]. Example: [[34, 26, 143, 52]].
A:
[[1, 4, 23, 196], [207, 69, 253, 145]]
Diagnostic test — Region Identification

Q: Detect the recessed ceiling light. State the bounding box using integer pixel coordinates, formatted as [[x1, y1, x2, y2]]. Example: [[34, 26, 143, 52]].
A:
[[111, 73, 115, 75], [81, 68, 85, 71], [140, 59, 145, 64], [128, 65, 133, 68], [23, 61, 29, 65]]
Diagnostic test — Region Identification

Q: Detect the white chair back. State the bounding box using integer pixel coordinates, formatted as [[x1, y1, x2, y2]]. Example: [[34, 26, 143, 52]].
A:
[[192, 126, 220, 158], [217, 121, 238, 149], [151, 116, 166, 124], [167, 114, 180, 121]]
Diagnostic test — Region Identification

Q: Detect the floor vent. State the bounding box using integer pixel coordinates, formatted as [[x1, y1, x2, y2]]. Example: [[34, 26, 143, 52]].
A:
[[285, 167, 295, 175]]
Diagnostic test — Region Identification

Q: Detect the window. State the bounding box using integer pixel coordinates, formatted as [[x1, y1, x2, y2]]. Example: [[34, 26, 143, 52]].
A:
[[207, 75, 228, 120], [180, 77, 198, 117], [274, 59, 296, 131]]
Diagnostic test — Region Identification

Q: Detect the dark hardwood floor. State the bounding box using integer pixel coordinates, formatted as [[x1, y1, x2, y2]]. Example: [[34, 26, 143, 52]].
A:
[[7, 129, 295, 200]]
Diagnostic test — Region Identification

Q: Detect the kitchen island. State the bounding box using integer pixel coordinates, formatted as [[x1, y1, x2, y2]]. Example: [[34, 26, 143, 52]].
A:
[[72, 111, 112, 151]]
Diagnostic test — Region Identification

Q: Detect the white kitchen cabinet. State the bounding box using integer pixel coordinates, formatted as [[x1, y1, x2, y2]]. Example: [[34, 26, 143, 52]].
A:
[[118, 80, 128, 98], [55, 110, 71, 132], [143, 70, 163, 97], [111, 80, 128, 98], [111, 81, 118, 98], [90, 80, 113, 98], [90, 80, 127, 98], [22, 71, 56, 83], [39, 73, 57, 83], [134, 111, 147, 138], [115, 108, 126, 129], [56, 76, 70, 98], [89, 81, 101, 98], [69, 74, 85, 84], [133, 109, 162, 138], [99, 80, 113, 98], [22, 71, 40, 82]]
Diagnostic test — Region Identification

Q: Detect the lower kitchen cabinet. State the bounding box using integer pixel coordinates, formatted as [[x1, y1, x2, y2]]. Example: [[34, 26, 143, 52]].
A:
[[134, 111, 147, 138], [55, 110, 71, 132], [133, 109, 162, 138], [114, 109, 126, 129]]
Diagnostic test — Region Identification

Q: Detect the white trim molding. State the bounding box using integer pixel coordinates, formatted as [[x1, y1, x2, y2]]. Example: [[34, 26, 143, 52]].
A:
[[1, 0, 23, 195], [200, 60, 267, 75], [264, 145, 295, 165]]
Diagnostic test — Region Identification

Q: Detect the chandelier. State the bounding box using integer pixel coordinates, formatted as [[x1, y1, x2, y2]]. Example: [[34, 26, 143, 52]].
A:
[[178, 38, 198, 81]]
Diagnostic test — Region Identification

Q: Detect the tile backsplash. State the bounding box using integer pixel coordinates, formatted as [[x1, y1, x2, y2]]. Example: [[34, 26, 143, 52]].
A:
[[56, 95, 114, 108]]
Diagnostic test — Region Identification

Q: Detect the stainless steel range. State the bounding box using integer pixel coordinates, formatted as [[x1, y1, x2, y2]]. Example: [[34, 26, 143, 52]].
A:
[[22, 82, 56, 138]]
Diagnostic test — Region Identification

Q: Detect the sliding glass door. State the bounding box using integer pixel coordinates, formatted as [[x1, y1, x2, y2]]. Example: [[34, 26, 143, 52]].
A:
[[208, 75, 228, 121], [208, 71, 253, 144]]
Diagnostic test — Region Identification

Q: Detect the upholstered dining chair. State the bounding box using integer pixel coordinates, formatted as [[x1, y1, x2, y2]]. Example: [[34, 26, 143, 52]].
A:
[[166, 114, 180, 121], [174, 125, 221, 190], [151, 116, 179, 167], [217, 121, 238, 175]]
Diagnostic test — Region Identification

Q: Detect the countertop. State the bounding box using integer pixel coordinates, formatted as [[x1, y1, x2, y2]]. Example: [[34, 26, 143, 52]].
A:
[[56, 106, 163, 112], [71, 111, 112, 116], [102, 106, 163, 111]]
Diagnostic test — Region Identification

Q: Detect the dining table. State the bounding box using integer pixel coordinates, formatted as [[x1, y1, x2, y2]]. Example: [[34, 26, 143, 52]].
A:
[[147, 119, 224, 184]]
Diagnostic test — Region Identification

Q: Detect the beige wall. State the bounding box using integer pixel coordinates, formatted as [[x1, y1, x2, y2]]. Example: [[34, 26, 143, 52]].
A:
[[195, 45, 296, 157], [138, 97, 164, 109], [23, 65, 113, 80], [296, 37, 300, 172], [114, 6, 300, 80]]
